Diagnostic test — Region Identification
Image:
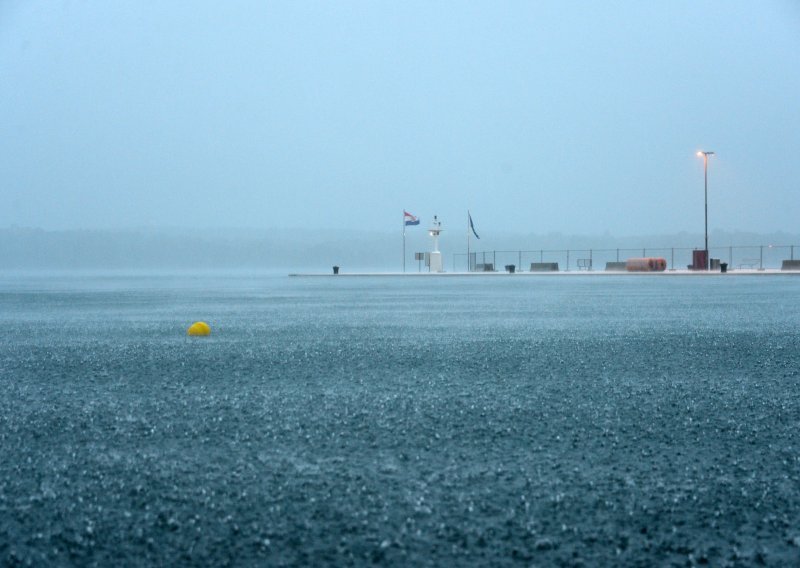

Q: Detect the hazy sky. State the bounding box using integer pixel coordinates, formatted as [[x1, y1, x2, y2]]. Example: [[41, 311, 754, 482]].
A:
[[2, 1, 798, 236]]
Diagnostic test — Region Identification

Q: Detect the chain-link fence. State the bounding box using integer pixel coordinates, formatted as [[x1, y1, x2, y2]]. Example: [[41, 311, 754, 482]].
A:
[[453, 245, 798, 272]]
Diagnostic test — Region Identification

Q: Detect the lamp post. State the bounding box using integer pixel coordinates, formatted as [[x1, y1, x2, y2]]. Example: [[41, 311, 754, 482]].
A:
[[697, 150, 715, 270]]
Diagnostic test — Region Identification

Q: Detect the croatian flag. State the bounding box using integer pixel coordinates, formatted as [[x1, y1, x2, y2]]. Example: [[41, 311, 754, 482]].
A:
[[404, 211, 420, 226]]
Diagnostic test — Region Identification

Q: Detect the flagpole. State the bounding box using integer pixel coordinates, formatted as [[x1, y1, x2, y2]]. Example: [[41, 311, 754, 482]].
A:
[[467, 210, 470, 272], [402, 212, 406, 273]]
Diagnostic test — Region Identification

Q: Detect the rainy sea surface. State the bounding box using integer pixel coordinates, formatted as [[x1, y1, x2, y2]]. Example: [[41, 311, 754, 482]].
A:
[[1, 272, 800, 566]]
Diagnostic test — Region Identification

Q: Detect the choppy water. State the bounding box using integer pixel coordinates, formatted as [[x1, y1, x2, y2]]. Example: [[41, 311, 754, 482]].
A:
[[1, 273, 799, 566]]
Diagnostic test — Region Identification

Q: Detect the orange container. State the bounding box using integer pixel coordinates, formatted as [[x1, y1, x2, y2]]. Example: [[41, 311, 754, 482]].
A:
[[625, 257, 667, 272]]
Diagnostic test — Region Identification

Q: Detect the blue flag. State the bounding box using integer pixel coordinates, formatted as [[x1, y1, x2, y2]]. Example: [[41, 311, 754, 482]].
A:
[[469, 212, 480, 239]]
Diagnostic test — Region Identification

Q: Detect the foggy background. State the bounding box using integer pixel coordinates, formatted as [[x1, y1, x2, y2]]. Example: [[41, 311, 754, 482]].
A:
[[2, 226, 798, 272], [1, 1, 798, 270]]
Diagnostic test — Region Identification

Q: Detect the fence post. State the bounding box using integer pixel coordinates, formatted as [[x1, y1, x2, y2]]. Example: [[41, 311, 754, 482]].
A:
[[760, 245, 764, 270], [729, 246, 732, 268], [616, 248, 619, 262], [792, 245, 795, 261], [518, 251, 521, 271], [493, 251, 496, 270], [566, 249, 570, 272], [540, 249, 543, 262], [671, 248, 674, 270], [642, 248, 645, 257], [589, 249, 593, 271]]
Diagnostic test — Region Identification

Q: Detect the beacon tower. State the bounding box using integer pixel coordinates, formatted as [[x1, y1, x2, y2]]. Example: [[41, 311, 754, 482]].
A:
[[428, 215, 443, 272]]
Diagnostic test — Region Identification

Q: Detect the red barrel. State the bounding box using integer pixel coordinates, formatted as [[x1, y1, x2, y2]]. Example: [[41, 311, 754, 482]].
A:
[[692, 250, 708, 270], [625, 257, 667, 272]]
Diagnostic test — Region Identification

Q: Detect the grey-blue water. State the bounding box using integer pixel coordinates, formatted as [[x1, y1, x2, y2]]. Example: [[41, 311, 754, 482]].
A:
[[1, 274, 799, 566]]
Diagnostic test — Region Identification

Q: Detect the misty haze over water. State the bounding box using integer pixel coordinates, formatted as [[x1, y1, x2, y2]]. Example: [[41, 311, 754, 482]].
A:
[[2, 227, 799, 272]]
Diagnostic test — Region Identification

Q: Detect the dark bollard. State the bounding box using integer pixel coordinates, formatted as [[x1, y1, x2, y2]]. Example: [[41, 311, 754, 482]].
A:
[[720, 263, 727, 273], [332, 266, 339, 275], [505, 264, 516, 273]]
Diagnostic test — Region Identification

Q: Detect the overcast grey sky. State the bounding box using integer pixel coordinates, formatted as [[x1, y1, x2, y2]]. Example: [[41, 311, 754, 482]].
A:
[[1, 1, 798, 236]]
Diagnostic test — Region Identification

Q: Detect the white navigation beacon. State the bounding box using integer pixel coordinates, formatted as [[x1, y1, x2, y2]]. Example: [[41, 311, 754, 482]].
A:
[[428, 215, 444, 272]]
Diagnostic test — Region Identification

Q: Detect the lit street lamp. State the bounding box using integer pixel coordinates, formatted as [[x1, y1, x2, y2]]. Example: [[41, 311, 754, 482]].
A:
[[697, 150, 715, 270]]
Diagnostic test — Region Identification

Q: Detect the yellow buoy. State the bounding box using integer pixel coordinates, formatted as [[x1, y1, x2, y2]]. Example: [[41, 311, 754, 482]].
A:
[[187, 321, 211, 336]]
